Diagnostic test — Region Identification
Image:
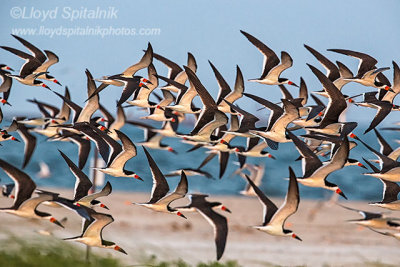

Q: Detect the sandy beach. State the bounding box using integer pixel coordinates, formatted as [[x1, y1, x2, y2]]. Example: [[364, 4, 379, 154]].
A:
[[1, 189, 400, 267]]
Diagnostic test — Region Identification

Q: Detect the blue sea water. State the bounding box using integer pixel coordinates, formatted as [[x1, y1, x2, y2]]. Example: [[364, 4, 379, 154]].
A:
[[0, 120, 398, 202]]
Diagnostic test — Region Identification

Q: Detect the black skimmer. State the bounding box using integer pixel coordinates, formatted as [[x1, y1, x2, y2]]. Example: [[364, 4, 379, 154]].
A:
[[75, 181, 112, 210], [47, 150, 93, 221], [369, 228, 400, 241], [287, 131, 348, 198], [126, 63, 159, 108], [243, 92, 285, 125], [304, 45, 354, 95], [353, 135, 400, 182], [55, 87, 72, 121], [203, 115, 239, 150], [192, 116, 240, 178], [59, 150, 92, 202], [223, 100, 260, 138], [152, 118, 181, 138], [181, 109, 228, 143], [15, 120, 37, 168], [98, 104, 114, 129], [5, 72, 50, 89], [108, 75, 151, 107], [88, 42, 153, 100], [0, 64, 13, 71], [380, 61, 400, 103], [58, 130, 91, 170], [59, 122, 112, 165], [208, 61, 243, 115], [129, 113, 180, 139], [180, 67, 228, 143], [363, 158, 400, 211], [64, 211, 127, 254], [339, 204, 400, 230], [31, 49, 60, 83], [183, 66, 226, 136], [246, 94, 299, 150], [95, 130, 142, 179], [0, 159, 64, 227], [277, 83, 296, 102], [28, 98, 60, 119], [258, 77, 320, 119], [237, 139, 275, 159], [133, 148, 187, 218], [76, 70, 99, 123], [353, 91, 394, 134], [196, 150, 229, 179], [0, 119, 18, 137], [305, 44, 340, 83], [52, 70, 100, 124], [0, 130, 20, 143], [305, 64, 348, 133], [16, 116, 60, 127], [216, 65, 245, 115], [165, 168, 213, 179], [159, 75, 201, 114], [300, 126, 364, 170], [327, 48, 392, 91], [345, 158, 367, 169], [140, 89, 176, 122], [235, 163, 265, 196], [100, 104, 126, 140], [373, 129, 400, 163], [27, 97, 70, 126], [0, 64, 13, 101], [245, 167, 302, 241], [131, 123, 177, 153], [75, 121, 117, 164], [335, 61, 355, 90], [1, 35, 60, 87], [240, 30, 298, 87], [174, 194, 229, 260], [27, 87, 71, 138], [9, 35, 60, 84], [153, 51, 197, 92]]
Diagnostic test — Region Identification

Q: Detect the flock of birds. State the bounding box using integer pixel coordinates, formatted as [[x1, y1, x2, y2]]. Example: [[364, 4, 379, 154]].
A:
[[0, 31, 400, 261]]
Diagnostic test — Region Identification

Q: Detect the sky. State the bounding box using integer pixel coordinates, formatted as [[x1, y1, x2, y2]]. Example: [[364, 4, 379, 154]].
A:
[[0, 0, 400, 125], [0, 1, 400, 199]]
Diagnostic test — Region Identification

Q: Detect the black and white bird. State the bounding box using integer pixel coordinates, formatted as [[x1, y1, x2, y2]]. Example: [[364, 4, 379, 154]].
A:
[[363, 158, 400, 211], [88, 42, 153, 100], [64, 211, 127, 254], [0, 158, 64, 227], [175, 194, 229, 260], [1, 35, 61, 88], [0, 64, 13, 101], [245, 167, 302, 241], [246, 93, 299, 150], [287, 131, 348, 198], [339, 204, 400, 230], [153, 51, 197, 93], [179, 67, 228, 143], [75, 181, 112, 210], [241, 30, 298, 87], [327, 48, 392, 91], [133, 147, 187, 218], [95, 130, 142, 179]]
